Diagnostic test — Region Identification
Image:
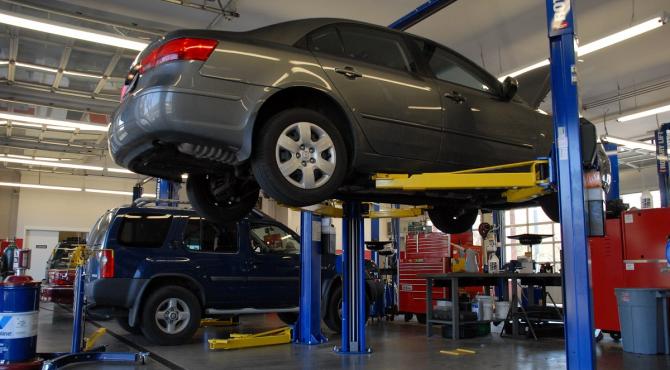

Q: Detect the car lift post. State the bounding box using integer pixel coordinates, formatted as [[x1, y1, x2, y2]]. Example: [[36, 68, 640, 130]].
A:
[[335, 201, 370, 354], [603, 143, 620, 201], [295, 210, 327, 344], [155, 178, 180, 206], [371, 204, 380, 265], [655, 123, 670, 207], [545, 1, 595, 368]]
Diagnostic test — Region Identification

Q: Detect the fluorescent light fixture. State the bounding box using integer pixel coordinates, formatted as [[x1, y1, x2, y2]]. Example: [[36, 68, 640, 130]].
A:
[[6, 154, 59, 162], [181, 174, 188, 179], [0, 181, 81, 191], [107, 168, 134, 174], [578, 16, 666, 56], [617, 104, 670, 122], [0, 10, 148, 51], [63, 70, 103, 79], [0, 112, 107, 132], [15, 61, 58, 73], [601, 136, 656, 152], [499, 15, 667, 79], [1, 121, 77, 132], [0, 156, 104, 171], [85, 188, 132, 196]]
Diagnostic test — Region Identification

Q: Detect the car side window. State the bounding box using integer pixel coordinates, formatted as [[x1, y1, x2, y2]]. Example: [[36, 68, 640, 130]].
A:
[[117, 213, 173, 248], [306, 26, 345, 56], [183, 217, 237, 253], [337, 25, 413, 72], [415, 39, 493, 93], [249, 224, 300, 255]]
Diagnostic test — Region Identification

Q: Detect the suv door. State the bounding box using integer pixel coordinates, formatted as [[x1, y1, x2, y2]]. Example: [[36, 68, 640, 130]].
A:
[[306, 24, 442, 166], [180, 216, 244, 307], [245, 223, 301, 308], [414, 39, 549, 168]]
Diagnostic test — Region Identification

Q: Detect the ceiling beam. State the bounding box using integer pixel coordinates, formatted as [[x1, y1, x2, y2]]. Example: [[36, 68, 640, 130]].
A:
[[0, 82, 118, 114], [0, 137, 105, 156]]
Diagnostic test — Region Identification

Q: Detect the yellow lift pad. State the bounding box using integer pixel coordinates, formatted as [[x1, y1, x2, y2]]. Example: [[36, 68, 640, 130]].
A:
[[208, 327, 292, 350]]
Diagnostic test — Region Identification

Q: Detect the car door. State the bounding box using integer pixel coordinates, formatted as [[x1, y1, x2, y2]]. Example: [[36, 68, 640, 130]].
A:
[[306, 24, 442, 165], [414, 39, 548, 168], [245, 222, 301, 308], [180, 216, 245, 307]]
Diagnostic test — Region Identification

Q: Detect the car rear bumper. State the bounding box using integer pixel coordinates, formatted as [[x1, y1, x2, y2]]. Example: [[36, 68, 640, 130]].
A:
[[85, 278, 148, 309], [109, 62, 271, 178]]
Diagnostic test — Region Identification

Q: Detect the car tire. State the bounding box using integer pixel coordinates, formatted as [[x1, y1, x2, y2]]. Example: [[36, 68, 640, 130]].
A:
[[428, 207, 479, 234], [252, 108, 348, 206], [539, 193, 560, 223], [186, 173, 259, 222], [116, 316, 141, 334], [277, 312, 299, 325], [140, 286, 201, 346], [324, 285, 369, 333], [416, 313, 427, 324], [403, 313, 414, 322]]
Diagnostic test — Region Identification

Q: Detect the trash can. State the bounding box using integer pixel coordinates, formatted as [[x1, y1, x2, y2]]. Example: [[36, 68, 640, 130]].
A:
[[615, 288, 670, 355]]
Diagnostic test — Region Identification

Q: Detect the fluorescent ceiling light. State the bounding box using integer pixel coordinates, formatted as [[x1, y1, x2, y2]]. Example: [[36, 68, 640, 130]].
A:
[[0, 112, 107, 132], [0, 181, 81, 192], [85, 188, 133, 196], [0, 156, 104, 171], [0, 121, 76, 131], [500, 16, 666, 79], [601, 136, 656, 152], [15, 61, 57, 73], [617, 104, 670, 122], [0, 10, 148, 51], [7, 154, 60, 162], [107, 168, 134, 174]]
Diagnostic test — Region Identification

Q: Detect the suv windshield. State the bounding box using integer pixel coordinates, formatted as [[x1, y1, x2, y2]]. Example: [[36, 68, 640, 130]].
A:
[[49, 246, 77, 269], [87, 211, 113, 250]]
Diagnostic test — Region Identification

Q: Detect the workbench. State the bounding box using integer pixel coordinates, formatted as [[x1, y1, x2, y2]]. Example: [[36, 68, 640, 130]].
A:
[[420, 272, 562, 339]]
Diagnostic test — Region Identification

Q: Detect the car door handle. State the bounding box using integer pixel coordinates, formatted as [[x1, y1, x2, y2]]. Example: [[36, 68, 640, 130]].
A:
[[335, 67, 362, 79], [444, 91, 466, 104]]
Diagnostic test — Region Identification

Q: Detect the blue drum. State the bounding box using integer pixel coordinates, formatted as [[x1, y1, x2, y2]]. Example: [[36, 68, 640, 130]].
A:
[[0, 280, 40, 364]]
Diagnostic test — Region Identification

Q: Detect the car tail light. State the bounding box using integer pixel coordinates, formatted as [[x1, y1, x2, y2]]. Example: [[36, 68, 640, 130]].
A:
[[139, 37, 218, 74], [99, 249, 115, 278]]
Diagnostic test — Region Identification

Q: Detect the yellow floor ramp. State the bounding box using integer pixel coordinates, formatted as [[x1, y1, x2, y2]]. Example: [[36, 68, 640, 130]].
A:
[[208, 327, 292, 350]]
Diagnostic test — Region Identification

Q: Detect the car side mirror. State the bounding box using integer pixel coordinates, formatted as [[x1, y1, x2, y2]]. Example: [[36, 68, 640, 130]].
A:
[[501, 76, 519, 101]]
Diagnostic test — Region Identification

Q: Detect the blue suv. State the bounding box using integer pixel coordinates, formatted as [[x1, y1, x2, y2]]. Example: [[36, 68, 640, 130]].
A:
[[84, 204, 382, 345]]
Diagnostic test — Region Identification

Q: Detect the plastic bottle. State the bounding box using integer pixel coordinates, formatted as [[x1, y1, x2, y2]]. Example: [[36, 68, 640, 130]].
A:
[[488, 253, 500, 273], [641, 191, 653, 209]]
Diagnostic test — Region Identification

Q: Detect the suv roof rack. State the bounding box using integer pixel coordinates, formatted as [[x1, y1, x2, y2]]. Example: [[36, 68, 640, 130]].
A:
[[132, 197, 193, 210]]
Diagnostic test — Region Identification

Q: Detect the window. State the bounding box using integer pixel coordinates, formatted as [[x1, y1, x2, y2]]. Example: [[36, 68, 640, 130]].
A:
[[250, 225, 300, 255], [116, 213, 173, 248], [307, 26, 344, 56], [183, 217, 238, 253], [338, 25, 412, 72], [88, 211, 113, 249], [415, 40, 492, 93]]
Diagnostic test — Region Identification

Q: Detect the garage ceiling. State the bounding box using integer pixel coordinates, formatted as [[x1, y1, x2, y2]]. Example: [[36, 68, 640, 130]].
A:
[[0, 0, 668, 178]]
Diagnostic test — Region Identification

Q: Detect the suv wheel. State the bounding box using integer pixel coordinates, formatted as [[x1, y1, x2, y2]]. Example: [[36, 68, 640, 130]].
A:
[[140, 286, 201, 346], [538, 193, 560, 223], [252, 108, 348, 206], [277, 312, 298, 325], [428, 207, 478, 234], [324, 285, 369, 333], [187, 173, 259, 222]]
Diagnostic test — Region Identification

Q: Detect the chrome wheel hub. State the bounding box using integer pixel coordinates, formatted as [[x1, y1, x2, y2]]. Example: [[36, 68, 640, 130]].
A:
[[155, 298, 190, 335], [275, 121, 336, 189]]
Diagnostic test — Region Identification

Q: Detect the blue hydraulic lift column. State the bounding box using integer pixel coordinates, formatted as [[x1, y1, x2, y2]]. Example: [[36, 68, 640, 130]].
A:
[[655, 123, 670, 207], [155, 178, 180, 206], [336, 202, 369, 353], [545, 1, 595, 369], [296, 210, 327, 344], [603, 143, 620, 201], [371, 204, 380, 265]]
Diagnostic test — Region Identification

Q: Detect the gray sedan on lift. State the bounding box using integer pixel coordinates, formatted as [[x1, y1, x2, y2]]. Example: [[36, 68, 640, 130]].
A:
[[110, 18, 599, 232]]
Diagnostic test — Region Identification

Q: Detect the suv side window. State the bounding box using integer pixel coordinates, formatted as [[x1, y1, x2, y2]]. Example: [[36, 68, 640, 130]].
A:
[[183, 217, 237, 253], [249, 224, 300, 255], [117, 213, 173, 248], [306, 26, 345, 56], [414, 39, 495, 93], [337, 25, 413, 72]]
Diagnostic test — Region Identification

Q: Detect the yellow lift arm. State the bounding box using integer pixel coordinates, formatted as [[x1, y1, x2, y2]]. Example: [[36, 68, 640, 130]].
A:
[[208, 327, 292, 350]]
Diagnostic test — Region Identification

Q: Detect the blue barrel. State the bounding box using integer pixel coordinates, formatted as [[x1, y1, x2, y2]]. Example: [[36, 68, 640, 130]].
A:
[[0, 280, 40, 363]]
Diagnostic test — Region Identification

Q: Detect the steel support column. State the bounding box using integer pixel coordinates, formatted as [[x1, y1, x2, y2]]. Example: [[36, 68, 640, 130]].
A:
[[545, 1, 595, 368], [296, 210, 327, 344], [371, 204, 380, 265], [603, 143, 620, 201], [656, 123, 670, 207], [335, 201, 370, 354], [155, 178, 180, 206]]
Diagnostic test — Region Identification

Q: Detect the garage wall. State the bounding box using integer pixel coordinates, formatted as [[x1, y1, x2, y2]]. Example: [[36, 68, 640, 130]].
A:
[[15, 172, 151, 238], [0, 169, 20, 239], [618, 166, 659, 195]]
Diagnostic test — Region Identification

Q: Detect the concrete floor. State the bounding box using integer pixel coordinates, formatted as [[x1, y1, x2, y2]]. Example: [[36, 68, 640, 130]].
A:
[[34, 304, 670, 370]]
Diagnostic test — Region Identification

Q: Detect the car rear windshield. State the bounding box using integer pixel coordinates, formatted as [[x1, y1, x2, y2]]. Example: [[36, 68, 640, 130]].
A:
[[116, 213, 173, 248]]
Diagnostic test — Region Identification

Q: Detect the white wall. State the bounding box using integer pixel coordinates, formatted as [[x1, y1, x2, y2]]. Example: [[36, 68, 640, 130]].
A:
[[0, 169, 20, 239], [618, 166, 659, 195]]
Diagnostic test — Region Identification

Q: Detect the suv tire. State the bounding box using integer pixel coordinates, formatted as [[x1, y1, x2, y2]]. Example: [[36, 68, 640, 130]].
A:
[[324, 284, 369, 333], [428, 207, 478, 234], [186, 173, 259, 222], [252, 108, 348, 206], [140, 286, 201, 346], [277, 312, 299, 325]]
